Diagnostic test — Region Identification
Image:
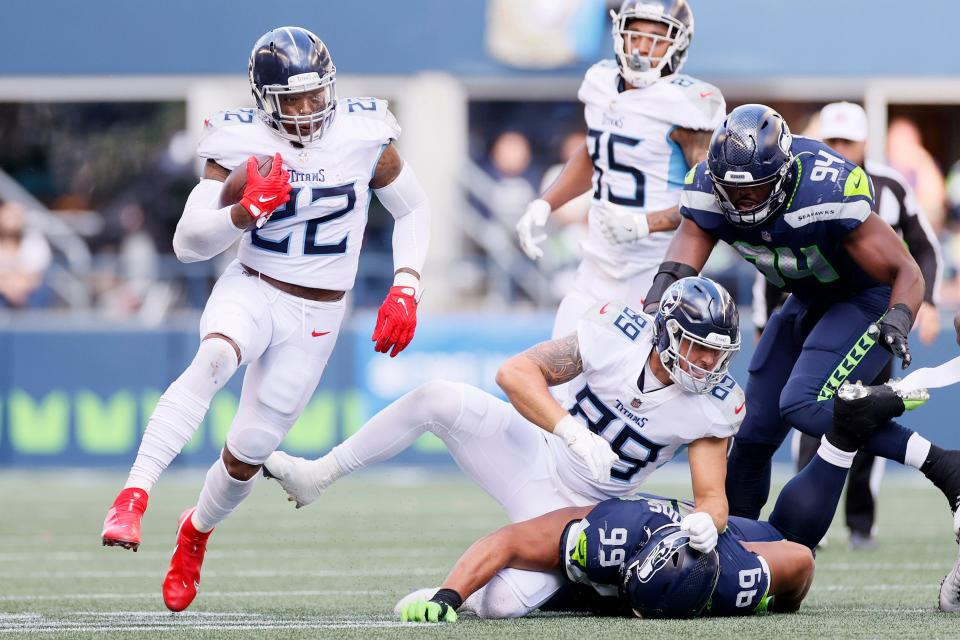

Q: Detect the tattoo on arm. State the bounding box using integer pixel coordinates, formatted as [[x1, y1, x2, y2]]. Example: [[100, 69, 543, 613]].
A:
[[521, 333, 583, 386], [670, 128, 713, 168], [646, 206, 683, 233]]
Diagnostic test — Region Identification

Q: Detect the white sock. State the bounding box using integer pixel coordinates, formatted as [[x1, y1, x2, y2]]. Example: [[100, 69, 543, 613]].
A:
[[309, 454, 347, 491], [126, 339, 238, 492], [904, 433, 933, 469], [818, 437, 856, 469], [192, 456, 257, 532]]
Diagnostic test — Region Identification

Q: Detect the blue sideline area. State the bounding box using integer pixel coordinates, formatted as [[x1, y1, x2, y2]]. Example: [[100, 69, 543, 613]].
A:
[[0, 313, 957, 467]]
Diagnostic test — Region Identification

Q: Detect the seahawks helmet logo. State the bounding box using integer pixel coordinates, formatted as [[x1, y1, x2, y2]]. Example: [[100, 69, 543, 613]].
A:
[[634, 527, 691, 583]]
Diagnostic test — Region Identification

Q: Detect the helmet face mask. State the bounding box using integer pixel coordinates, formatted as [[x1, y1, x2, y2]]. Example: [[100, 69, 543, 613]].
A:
[[654, 277, 741, 394], [261, 75, 336, 144], [707, 104, 795, 228], [660, 320, 738, 394], [611, 1, 693, 88], [249, 27, 338, 145]]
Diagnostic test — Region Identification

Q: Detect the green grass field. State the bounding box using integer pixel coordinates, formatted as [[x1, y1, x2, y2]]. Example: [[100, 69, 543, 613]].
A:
[[2, 467, 959, 639]]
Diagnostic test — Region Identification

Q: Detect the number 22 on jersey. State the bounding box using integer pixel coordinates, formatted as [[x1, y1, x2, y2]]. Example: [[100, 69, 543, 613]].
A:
[[251, 183, 356, 256]]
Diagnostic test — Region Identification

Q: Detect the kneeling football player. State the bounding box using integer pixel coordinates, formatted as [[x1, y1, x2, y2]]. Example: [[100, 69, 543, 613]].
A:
[[397, 380, 932, 621]]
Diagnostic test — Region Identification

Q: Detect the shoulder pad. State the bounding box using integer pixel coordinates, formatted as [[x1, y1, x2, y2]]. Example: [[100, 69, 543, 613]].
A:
[[581, 300, 653, 345], [785, 142, 874, 225], [698, 375, 745, 437], [339, 97, 401, 142], [843, 165, 873, 199], [659, 75, 726, 130], [577, 301, 651, 376], [578, 60, 620, 106], [680, 163, 722, 217], [202, 108, 259, 132], [197, 109, 260, 169]]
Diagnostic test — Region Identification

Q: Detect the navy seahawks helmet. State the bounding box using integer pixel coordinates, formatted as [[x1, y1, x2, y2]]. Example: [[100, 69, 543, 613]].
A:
[[611, 0, 694, 88], [706, 104, 795, 227], [653, 276, 740, 394], [620, 524, 720, 619], [248, 27, 337, 144]]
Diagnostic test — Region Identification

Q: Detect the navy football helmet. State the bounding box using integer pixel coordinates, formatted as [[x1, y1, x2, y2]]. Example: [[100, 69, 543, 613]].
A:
[[620, 523, 720, 619], [611, 0, 694, 88], [706, 104, 795, 227], [653, 276, 740, 394], [248, 27, 337, 144]]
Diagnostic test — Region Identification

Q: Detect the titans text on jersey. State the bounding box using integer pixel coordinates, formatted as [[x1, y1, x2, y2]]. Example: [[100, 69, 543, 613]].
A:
[[198, 97, 400, 290], [548, 300, 744, 502]]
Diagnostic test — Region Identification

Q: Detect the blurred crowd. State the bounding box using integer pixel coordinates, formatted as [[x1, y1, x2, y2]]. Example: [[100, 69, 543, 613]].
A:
[[4, 101, 960, 323], [468, 104, 960, 316]]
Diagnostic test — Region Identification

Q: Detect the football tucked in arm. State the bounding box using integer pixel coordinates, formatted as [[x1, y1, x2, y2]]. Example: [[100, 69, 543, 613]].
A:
[[219, 155, 274, 207]]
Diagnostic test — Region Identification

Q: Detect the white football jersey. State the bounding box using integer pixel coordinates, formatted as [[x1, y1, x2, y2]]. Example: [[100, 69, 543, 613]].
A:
[[197, 98, 400, 290], [548, 300, 744, 502], [578, 60, 726, 279]]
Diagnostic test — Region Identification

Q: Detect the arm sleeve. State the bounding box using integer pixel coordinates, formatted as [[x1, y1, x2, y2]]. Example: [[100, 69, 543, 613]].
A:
[[172, 179, 244, 263], [373, 161, 430, 291], [897, 187, 942, 304]]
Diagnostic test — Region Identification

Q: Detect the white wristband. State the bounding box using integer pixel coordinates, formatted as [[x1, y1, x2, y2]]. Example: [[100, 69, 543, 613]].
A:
[[634, 210, 650, 238], [553, 415, 585, 443]]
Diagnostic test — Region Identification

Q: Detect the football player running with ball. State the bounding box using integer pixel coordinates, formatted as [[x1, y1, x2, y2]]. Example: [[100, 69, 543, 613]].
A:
[[99, 27, 431, 613], [642, 104, 960, 534], [516, 0, 725, 346], [266, 276, 743, 617]]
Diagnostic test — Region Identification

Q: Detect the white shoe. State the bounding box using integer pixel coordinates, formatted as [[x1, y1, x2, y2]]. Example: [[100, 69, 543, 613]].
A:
[[940, 543, 960, 612], [263, 451, 336, 509], [393, 588, 439, 615]]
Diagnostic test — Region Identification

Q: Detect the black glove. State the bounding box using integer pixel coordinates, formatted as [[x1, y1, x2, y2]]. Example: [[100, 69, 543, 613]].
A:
[[868, 304, 913, 369]]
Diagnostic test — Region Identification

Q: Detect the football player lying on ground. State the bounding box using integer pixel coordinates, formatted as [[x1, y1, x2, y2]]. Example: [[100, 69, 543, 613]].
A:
[[396, 380, 932, 621], [266, 276, 742, 616]]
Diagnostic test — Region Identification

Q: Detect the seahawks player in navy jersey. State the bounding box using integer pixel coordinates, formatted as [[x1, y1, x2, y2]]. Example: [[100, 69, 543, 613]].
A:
[[395, 381, 931, 621], [641, 104, 960, 528]]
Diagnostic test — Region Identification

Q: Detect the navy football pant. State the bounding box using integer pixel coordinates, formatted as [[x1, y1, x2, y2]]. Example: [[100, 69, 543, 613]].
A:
[[726, 454, 850, 551], [795, 360, 893, 536], [726, 286, 914, 519]]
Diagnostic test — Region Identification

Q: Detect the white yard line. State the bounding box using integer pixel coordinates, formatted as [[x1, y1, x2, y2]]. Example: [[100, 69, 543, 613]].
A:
[[0, 589, 389, 602], [0, 612, 423, 633], [0, 547, 461, 563], [1, 567, 445, 580]]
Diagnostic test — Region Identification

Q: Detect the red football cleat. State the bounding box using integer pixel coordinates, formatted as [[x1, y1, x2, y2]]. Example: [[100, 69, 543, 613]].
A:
[[162, 508, 213, 612], [101, 487, 149, 551]]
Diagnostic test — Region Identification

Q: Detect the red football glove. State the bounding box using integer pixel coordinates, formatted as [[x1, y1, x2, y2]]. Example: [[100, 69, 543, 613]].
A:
[[372, 286, 418, 357], [240, 153, 292, 223]]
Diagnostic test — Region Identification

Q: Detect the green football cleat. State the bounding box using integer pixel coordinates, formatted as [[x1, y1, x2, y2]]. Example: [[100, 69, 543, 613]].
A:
[[399, 600, 458, 623], [886, 382, 930, 411]]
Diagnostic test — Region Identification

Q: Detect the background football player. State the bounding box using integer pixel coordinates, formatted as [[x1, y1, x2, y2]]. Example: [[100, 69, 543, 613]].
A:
[[99, 26, 431, 613], [782, 102, 943, 549], [515, 0, 725, 378], [642, 103, 960, 535], [396, 380, 932, 621], [266, 276, 742, 618]]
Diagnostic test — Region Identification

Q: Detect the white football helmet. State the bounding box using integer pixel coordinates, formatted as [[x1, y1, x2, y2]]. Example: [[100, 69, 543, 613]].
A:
[[611, 0, 694, 88]]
